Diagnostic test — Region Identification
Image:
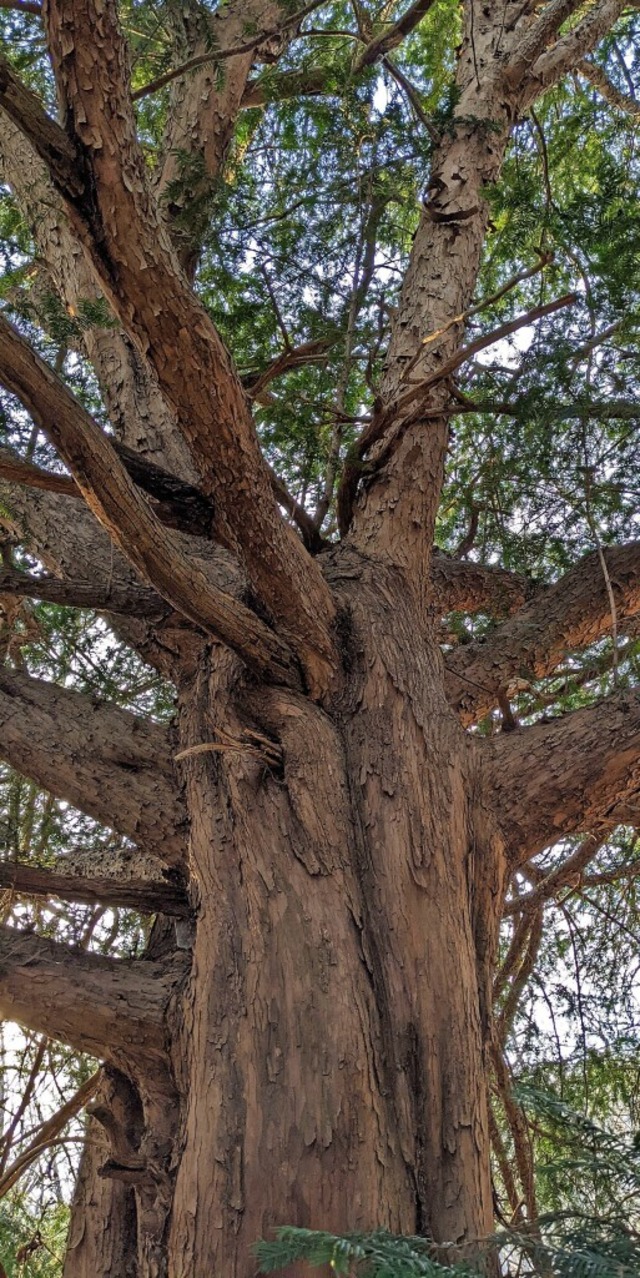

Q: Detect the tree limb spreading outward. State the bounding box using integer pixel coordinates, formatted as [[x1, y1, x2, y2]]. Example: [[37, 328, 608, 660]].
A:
[[487, 690, 640, 863], [446, 542, 640, 724], [1, 8, 336, 693], [0, 667, 187, 861], [0, 927, 187, 1066], [0, 315, 303, 688]]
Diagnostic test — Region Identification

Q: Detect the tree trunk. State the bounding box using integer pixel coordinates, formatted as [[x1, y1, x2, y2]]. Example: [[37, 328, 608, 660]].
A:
[[59, 561, 505, 1277]]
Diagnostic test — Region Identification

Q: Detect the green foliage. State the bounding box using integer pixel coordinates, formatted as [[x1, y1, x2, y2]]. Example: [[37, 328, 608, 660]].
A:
[[255, 1219, 640, 1278], [0, 1199, 68, 1277]]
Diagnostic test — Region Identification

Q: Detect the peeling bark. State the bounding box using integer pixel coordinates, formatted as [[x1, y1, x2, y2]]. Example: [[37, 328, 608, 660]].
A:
[[0, 113, 198, 482], [0, 315, 304, 686], [0, 1, 634, 1274], [0, 860, 189, 916], [431, 551, 533, 616], [154, 0, 290, 273], [7, 0, 337, 691]]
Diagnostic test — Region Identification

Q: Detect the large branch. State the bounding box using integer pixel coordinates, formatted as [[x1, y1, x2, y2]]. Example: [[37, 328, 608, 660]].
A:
[[0, 480, 180, 670], [0, 565, 165, 619], [0, 442, 212, 538], [0, 315, 302, 687], [0, 54, 83, 197], [0, 668, 187, 863], [0, 860, 189, 917], [1, 469, 244, 605], [577, 57, 640, 116], [503, 0, 585, 89], [431, 551, 532, 617], [2, 15, 336, 692], [445, 543, 640, 724], [0, 926, 186, 1064], [347, 5, 522, 580], [486, 690, 640, 864], [0, 477, 246, 677]]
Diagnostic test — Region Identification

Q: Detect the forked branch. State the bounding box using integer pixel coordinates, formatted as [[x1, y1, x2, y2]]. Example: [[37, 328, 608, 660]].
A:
[[0, 315, 302, 687], [522, 0, 627, 103], [6, 0, 337, 689]]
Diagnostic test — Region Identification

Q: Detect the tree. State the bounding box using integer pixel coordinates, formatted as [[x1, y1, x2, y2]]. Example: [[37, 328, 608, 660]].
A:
[[0, 0, 639, 1272]]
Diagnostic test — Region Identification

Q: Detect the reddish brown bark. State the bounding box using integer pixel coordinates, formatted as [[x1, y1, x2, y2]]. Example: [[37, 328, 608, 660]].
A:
[[446, 542, 640, 724], [0, 1, 635, 1275], [0, 668, 187, 862]]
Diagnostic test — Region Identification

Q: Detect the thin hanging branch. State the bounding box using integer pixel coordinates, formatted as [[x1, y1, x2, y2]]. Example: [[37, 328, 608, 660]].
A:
[[0, 1071, 100, 1201]]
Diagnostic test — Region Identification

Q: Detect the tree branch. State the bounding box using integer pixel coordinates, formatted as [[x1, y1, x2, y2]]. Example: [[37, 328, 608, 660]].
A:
[[523, 0, 627, 102], [0, 926, 186, 1064], [445, 542, 640, 724], [338, 294, 576, 532], [503, 0, 584, 89], [486, 690, 640, 864], [0, 443, 213, 537], [0, 112, 198, 485], [14, 2, 337, 689], [0, 315, 302, 687], [268, 466, 325, 554], [133, 0, 324, 101], [577, 57, 640, 117], [431, 551, 532, 616], [0, 668, 187, 863], [0, 447, 76, 498], [0, 476, 246, 678], [241, 65, 331, 109], [153, 0, 311, 275], [0, 860, 189, 917], [0, 565, 166, 619], [0, 480, 186, 671], [503, 833, 607, 916], [0, 0, 41, 12], [352, 0, 437, 73], [0, 54, 83, 198]]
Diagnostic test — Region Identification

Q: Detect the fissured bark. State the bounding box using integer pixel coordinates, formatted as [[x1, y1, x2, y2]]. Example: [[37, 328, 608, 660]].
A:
[[63, 562, 507, 1278]]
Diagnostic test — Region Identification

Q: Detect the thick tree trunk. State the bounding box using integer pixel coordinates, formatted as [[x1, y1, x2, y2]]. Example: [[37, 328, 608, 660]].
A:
[[58, 565, 506, 1278]]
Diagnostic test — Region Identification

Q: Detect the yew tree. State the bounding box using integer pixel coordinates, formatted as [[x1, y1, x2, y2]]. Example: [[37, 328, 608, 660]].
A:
[[0, 0, 639, 1272]]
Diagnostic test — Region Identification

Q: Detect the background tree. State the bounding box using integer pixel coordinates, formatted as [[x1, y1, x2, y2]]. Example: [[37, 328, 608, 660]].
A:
[[0, 0, 639, 1274]]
